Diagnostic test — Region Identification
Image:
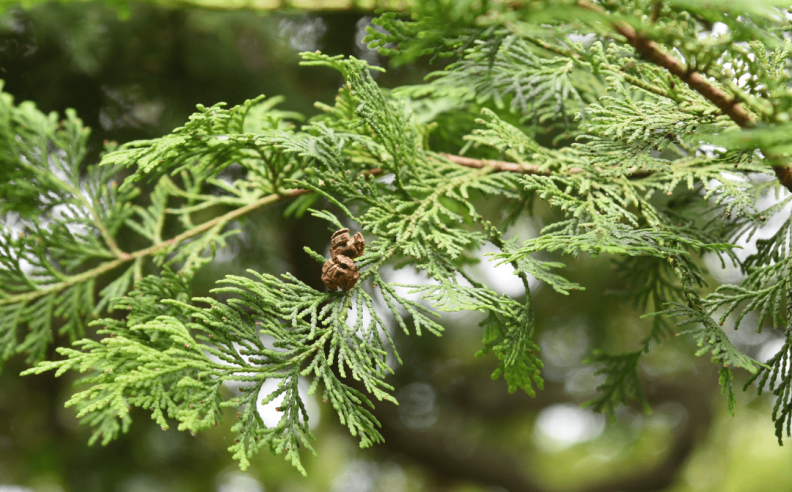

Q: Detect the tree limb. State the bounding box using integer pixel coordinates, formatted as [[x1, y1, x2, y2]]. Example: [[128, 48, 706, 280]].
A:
[[0, 155, 525, 309], [441, 153, 550, 174], [0, 189, 307, 307], [577, 0, 792, 192]]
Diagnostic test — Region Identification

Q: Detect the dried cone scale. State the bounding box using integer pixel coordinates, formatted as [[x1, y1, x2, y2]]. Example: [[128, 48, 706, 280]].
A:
[[321, 228, 365, 291]]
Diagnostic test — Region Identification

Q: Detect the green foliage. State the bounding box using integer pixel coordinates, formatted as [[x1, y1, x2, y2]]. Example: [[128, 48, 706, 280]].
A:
[[103, 96, 302, 189], [365, 0, 507, 65], [479, 305, 543, 395], [0, 82, 305, 370], [584, 350, 649, 416], [8, 0, 792, 474], [655, 301, 763, 414], [23, 267, 391, 474], [746, 329, 792, 443], [575, 94, 704, 177], [0, 83, 137, 367], [420, 35, 592, 124], [704, 211, 792, 332]]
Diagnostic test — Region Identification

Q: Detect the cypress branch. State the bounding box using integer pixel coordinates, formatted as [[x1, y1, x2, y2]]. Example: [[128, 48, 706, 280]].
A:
[[8, 0, 792, 473]]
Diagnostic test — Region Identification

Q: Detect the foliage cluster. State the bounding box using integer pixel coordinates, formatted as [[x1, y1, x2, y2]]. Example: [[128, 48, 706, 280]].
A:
[[5, 0, 792, 472]]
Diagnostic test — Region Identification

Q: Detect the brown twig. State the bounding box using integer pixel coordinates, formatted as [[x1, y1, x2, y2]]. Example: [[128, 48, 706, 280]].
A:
[[0, 156, 519, 309], [440, 153, 550, 175], [577, 0, 792, 191], [0, 189, 308, 307]]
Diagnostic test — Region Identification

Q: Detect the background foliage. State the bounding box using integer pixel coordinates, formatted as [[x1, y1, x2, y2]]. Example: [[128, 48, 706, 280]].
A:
[[2, 1, 792, 492]]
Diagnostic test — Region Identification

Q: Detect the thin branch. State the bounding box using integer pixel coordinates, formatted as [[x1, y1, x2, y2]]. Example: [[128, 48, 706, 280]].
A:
[[577, 0, 752, 124], [614, 23, 752, 125], [0, 156, 518, 310], [0, 149, 682, 310], [440, 153, 549, 174], [17, 158, 127, 258], [0, 189, 307, 307], [75, 192, 127, 259], [577, 0, 792, 191]]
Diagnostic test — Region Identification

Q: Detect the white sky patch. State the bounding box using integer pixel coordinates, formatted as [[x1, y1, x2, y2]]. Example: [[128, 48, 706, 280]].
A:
[[379, 264, 438, 306], [376, 173, 395, 185], [758, 337, 786, 364], [354, 17, 381, 68], [698, 21, 730, 40], [748, 337, 788, 390], [715, 309, 771, 349], [474, 214, 541, 296], [379, 263, 482, 325], [704, 184, 792, 285], [47, 149, 71, 182], [204, 327, 320, 431], [672, 47, 687, 65], [278, 16, 327, 52], [712, 22, 729, 36], [0, 213, 36, 277], [50, 203, 91, 237], [204, 341, 260, 401], [346, 289, 396, 336], [256, 376, 320, 430], [737, 72, 753, 89], [567, 32, 597, 45], [533, 403, 605, 452], [16, 257, 35, 277], [696, 143, 727, 159], [376, 215, 540, 322], [0, 211, 24, 236], [344, 289, 401, 370], [474, 241, 539, 297]]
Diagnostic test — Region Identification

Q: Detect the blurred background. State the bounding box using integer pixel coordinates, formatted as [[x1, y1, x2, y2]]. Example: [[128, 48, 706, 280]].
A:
[[1, 2, 791, 491]]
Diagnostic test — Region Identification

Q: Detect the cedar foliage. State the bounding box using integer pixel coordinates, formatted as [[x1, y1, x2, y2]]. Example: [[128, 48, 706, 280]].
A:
[[5, 0, 792, 472]]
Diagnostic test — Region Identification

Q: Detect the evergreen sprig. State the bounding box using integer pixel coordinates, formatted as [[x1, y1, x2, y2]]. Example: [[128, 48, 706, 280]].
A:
[[0, 84, 137, 366], [654, 301, 764, 415], [422, 35, 591, 122], [583, 350, 649, 416], [745, 328, 792, 444], [0, 82, 313, 369], [9, 0, 792, 472]]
